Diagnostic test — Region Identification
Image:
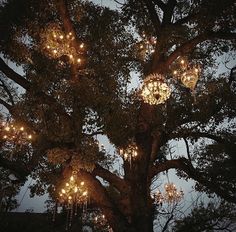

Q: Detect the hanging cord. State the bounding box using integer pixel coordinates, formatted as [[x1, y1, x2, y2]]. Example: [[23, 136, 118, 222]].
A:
[[18, 178, 33, 209]]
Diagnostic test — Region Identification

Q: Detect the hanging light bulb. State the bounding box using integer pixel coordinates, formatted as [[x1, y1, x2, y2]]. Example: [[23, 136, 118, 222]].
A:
[[141, 73, 171, 105]]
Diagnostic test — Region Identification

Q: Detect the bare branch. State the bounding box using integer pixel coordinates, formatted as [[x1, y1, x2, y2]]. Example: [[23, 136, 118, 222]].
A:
[[150, 158, 236, 203]]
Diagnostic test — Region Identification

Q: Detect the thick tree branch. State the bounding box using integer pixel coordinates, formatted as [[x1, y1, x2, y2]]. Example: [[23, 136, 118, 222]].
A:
[[152, 0, 166, 11], [0, 58, 30, 90], [56, 0, 82, 80], [183, 138, 192, 163], [153, 31, 236, 72], [162, 0, 177, 25], [78, 170, 129, 231], [0, 98, 12, 111], [92, 164, 129, 192], [0, 79, 15, 105], [0, 58, 71, 120], [150, 158, 236, 203], [144, 0, 161, 35]]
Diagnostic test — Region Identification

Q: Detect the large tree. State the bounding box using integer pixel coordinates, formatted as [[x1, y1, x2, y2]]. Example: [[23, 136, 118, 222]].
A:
[[0, 0, 235, 231]]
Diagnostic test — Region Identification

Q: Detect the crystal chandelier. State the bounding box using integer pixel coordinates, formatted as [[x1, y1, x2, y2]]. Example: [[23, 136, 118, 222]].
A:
[[172, 58, 200, 90], [141, 73, 171, 105], [1, 121, 33, 144], [154, 182, 184, 205], [181, 68, 199, 90], [56, 171, 88, 230], [59, 172, 88, 205], [41, 23, 84, 64]]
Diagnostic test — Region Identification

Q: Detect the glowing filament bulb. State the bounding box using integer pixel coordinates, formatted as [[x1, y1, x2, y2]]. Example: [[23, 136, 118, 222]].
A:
[[82, 191, 88, 196], [5, 126, 10, 131], [80, 43, 84, 49], [66, 183, 69, 187], [77, 58, 81, 63], [180, 59, 185, 65], [28, 134, 32, 139], [59, 35, 64, 39], [61, 189, 66, 194], [80, 181, 84, 186], [20, 127, 24, 131]]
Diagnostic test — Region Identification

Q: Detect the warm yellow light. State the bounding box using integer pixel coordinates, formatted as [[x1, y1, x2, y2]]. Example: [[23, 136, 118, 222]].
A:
[[80, 181, 84, 186], [61, 189, 66, 194], [20, 127, 24, 131], [70, 175, 74, 181], [5, 126, 10, 131], [66, 183, 69, 187], [82, 191, 87, 196], [59, 35, 64, 39], [80, 43, 84, 49], [180, 59, 185, 64], [77, 58, 81, 63], [28, 134, 32, 139], [74, 186, 78, 193], [3, 135, 7, 139]]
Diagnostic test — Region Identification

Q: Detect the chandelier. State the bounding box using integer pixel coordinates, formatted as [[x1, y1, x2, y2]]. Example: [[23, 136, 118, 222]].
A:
[[181, 68, 199, 90], [119, 142, 138, 162], [56, 171, 88, 230], [154, 182, 184, 205], [59, 172, 88, 206], [1, 121, 33, 144], [41, 23, 84, 64], [141, 73, 171, 105], [138, 33, 157, 58], [172, 58, 200, 90]]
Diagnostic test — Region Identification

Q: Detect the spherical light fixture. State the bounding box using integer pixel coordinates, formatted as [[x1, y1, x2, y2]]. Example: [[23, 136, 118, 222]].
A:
[[141, 74, 171, 105]]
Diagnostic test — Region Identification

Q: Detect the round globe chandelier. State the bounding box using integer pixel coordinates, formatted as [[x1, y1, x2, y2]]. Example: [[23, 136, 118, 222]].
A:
[[141, 73, 171, 105]]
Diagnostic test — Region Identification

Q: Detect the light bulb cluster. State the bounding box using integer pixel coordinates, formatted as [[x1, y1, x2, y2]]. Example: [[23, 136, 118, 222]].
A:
[[41, 23, 84, 64], [141, 73, 171, 105], [59, 172, 88, 205], [138, 33, 157, 57], [1, 121, 33, 144], [173, 58, 200, 90], [153, 182, 184, 205], [119, 143, 138, 161]]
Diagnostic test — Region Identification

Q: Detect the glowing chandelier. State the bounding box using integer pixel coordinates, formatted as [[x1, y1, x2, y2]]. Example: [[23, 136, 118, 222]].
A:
[[173, 58, 200, 90], [138, 32, 157, 57], [119, 142, 138, 162], [154, 182, 184, 205], [141, 73, 171, 105], [56, 171, 88, 230], [1, 121, 33, 144], [41, 23, 84, 64], [59, 172, 88, 206]]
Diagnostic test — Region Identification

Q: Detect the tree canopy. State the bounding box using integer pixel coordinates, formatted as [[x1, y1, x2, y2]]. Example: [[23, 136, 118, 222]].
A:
[[0, 0, 236, 231]]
